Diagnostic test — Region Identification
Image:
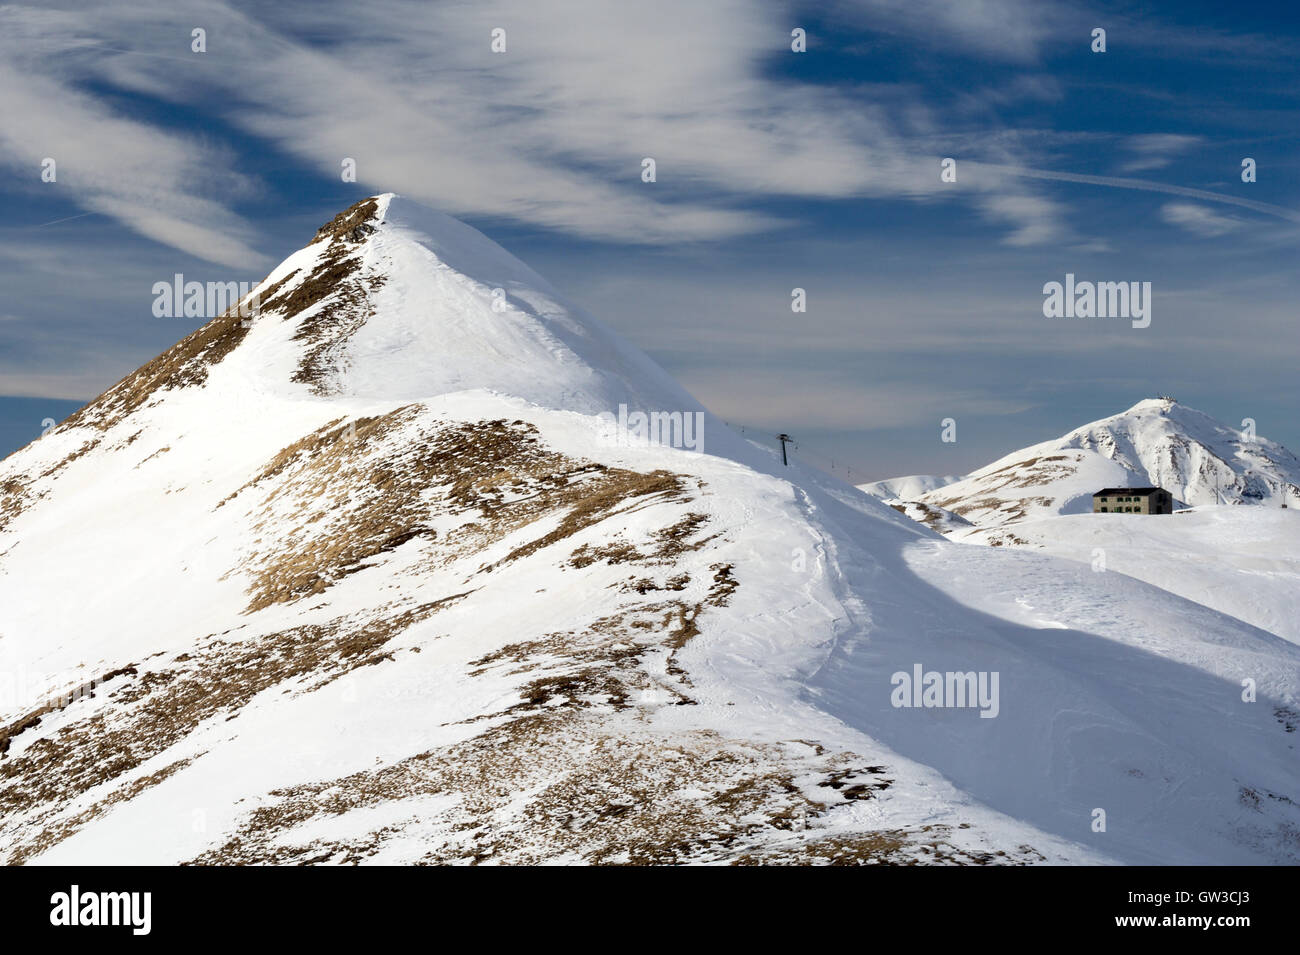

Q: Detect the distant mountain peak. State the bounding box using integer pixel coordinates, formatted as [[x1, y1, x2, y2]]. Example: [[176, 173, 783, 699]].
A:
[[912, 398, 1300, 526]]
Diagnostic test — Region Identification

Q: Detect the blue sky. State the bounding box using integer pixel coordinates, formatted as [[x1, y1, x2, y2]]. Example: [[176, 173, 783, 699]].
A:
[[1, 0, 1297, 479]]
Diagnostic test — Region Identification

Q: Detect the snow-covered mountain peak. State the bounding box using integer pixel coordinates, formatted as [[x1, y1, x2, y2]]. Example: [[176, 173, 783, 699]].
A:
[[1125, 395, 1177, 413], [1058, 397, 1299, 506], [911, 397, 1300, 528], [65, 194, 701, 438], [1076, 397, 1229, 438], [233, 192, 701, 415]]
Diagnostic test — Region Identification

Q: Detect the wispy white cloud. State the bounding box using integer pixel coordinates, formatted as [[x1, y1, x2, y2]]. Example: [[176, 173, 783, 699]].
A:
[[978, 193, 1067, 246], [0, 7, 268, 269], [969, 162, 1300, 224], [1160, 202, 1241, 237], [1118, 133, 1201, 173]]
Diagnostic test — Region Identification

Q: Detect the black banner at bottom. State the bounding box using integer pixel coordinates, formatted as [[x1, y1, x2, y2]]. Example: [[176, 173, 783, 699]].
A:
[[0, 864, 1282, 941]]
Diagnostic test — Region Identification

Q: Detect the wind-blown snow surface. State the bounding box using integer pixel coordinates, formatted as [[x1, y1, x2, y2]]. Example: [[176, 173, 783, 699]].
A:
[[2, 196, 1297, 865], [915, 398, 1300, 527], [953, 507, 1300, 646]]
